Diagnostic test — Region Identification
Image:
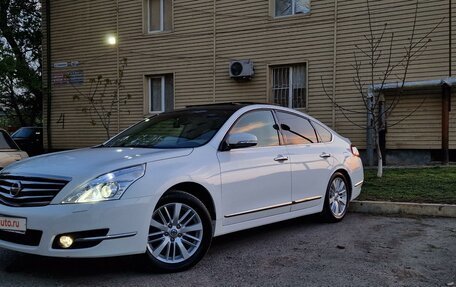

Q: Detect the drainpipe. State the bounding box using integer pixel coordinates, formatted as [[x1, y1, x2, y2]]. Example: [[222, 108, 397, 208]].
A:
[[212, 0, 216, 103], [450, 0, 452, 77], [442, 0, 452, 165], [332, 0, 338, 129], [45, 0, 52, 151], [116, 0, 120, 133], [442, 83, 451, 165]]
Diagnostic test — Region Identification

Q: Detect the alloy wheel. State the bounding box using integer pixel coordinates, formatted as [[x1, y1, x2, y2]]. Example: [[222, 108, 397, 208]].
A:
[[148, 203, 203, 264], [329, 177, 348, 218]]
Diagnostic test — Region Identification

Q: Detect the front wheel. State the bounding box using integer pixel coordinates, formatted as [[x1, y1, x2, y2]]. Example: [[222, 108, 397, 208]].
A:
[[321, 172, 350, 222], [145, 190, 213, 272]]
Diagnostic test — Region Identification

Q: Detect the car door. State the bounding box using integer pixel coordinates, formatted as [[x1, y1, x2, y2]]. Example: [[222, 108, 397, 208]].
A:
[[275, 111, 334, 211], [217, 109, 292, 225]]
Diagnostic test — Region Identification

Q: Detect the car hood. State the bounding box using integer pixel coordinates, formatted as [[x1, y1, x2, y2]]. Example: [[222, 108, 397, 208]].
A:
[[1, 147, 193, 181]]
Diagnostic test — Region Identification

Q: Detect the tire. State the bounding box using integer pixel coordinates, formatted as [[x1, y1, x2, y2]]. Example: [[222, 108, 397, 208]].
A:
[[145, 190, 213, 272], [321, 172, 350, 223]]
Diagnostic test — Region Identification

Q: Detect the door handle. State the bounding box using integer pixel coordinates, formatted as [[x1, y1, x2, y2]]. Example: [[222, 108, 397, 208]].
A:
[[274, 155, 289, 162], [320, 152, 331, 159]]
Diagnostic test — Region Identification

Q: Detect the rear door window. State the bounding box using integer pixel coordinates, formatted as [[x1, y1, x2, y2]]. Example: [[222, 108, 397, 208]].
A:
[[276, 111, 318, 145], [313, 122, 333, 143]]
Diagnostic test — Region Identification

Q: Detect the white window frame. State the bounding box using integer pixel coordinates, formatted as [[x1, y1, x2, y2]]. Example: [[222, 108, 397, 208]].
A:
[[148, 76, 166, 113], [147, 0, 166, 33], [273, 0, 311, 18], [270, 63, 308, 110]]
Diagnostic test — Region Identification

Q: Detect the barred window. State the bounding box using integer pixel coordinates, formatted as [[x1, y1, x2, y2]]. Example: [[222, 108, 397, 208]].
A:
[[271, 64, 307, 109], [275, 0, 311, 17]]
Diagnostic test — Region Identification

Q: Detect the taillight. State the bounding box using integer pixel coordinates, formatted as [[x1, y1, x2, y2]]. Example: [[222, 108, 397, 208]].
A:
[[351, 145, 360, 157]]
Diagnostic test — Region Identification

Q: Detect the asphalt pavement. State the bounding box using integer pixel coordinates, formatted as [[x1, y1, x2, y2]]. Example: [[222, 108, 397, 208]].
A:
[[0, 213, 454, 287]]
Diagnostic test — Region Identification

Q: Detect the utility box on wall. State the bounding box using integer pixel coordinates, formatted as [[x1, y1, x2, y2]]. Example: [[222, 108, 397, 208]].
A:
[[229, 60, 255, 80]]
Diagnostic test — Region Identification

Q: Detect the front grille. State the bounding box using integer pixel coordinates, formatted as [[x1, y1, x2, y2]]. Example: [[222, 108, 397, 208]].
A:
[[0, 174, 70, 207], [0, 229, 43, 246]]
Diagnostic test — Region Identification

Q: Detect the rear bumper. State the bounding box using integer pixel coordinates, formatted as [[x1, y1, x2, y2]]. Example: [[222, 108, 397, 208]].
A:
[[0, 196, 156, 258]]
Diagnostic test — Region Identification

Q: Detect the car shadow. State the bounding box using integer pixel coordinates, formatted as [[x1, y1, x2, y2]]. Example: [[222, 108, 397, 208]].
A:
[[1, 214, 324, 279]]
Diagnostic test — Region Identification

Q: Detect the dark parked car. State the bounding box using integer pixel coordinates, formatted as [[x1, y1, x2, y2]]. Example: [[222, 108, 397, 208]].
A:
[[11, 127, 43, 156]]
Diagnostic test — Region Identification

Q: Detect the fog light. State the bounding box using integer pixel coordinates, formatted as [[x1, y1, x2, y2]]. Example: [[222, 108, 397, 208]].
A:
[[59, 235, 74, 248]]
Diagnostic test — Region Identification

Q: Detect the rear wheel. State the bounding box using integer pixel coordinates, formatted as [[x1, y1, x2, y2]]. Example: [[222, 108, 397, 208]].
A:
[[145, 191, 212, 272], [321, 172, 349, 222]]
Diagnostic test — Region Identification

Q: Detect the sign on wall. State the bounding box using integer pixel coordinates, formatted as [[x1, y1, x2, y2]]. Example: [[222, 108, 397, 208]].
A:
[[53, 61, 80, 68], [52, 70, 84, 85]]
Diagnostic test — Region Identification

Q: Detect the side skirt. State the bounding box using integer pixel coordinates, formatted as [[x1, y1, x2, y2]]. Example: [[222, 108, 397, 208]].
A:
[[214, 204, 323, 237]]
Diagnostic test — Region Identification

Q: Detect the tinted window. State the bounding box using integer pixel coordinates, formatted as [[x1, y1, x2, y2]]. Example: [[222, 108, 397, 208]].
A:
[[276, 111, 317, 145], [313, 122, 332, 143], [12, 128, 34, 138], [230, 110, 280, 147], [105, 109, 234, 148], [0, 131, 18, 149]]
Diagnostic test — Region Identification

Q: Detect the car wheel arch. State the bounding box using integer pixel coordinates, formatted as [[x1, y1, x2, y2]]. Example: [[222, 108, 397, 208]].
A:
[[161, 182, 217, 222], [332, 169, 353, 201]]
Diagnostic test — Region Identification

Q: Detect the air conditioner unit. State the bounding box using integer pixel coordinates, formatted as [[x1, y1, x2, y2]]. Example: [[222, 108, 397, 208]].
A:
[[229, 60, 254, 80]]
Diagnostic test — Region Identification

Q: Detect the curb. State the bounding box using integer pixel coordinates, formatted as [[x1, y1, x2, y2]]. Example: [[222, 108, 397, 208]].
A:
[[349, 200, 456, 218]]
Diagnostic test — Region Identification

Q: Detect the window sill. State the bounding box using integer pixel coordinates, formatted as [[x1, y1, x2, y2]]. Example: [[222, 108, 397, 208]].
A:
[[145, 30, 174, 37], [271, 12, 312, 21]]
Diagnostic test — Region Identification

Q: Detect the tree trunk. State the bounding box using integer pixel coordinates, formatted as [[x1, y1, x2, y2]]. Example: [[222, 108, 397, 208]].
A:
[[8, 93, 26, 126], [104, 127, 110, 140], [375, 129, 383, 178]]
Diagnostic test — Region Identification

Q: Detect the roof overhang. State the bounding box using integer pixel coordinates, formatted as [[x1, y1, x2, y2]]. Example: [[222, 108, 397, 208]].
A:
[[369, 77, 456, 94]]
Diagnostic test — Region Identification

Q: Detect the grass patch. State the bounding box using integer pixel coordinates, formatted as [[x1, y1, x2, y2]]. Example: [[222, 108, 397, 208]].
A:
[[357, 166, 456, 204]]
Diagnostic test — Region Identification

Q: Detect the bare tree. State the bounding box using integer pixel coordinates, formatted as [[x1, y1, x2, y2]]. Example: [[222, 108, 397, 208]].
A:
[[72, 58, 131, 139], [322, 0, 443, 177]]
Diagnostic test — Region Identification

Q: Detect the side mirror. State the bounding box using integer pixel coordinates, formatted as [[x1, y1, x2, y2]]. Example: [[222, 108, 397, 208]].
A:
[[225, 133, 258, 150], [280, 124, 291, 131]]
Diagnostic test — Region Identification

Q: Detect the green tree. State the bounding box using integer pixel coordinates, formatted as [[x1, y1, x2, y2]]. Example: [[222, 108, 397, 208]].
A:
[[0, 0, 42, 127]]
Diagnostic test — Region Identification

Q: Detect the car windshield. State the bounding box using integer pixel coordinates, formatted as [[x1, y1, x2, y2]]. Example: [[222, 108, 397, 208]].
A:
[[104, 109, 234, 149]]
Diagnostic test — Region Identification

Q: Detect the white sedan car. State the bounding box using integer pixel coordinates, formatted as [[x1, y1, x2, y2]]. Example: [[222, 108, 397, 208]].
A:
[[0, 129, 28, 170], [0, 103, 363, 272]]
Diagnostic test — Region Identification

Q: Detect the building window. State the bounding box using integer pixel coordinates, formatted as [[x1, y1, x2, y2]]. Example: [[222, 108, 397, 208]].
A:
[[275, 0, 311, 17], [147, 0, 172, 32], [271, 64, 307, 109], [147, 74, 174, 113]]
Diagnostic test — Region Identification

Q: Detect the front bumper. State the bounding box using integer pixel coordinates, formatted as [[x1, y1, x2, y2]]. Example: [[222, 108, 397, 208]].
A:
[[0, 196, 155, 258]]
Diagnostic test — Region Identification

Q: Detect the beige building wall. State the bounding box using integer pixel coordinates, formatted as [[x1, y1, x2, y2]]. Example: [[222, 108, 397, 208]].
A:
[[44, 0, 454, 151]]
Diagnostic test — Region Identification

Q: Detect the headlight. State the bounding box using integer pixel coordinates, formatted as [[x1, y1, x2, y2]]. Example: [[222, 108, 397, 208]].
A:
[[61, 164, 146, 204]]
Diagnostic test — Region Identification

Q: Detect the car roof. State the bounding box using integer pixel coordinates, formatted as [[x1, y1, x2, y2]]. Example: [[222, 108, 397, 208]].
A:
[[184, 102, 273, 112], [170, 103, 332, 131]]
